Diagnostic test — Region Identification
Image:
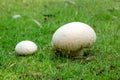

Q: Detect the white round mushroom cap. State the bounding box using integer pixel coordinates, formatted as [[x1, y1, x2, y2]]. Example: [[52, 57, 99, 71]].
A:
[[52, 22, 96, 52], [15, 40, 37, 55]]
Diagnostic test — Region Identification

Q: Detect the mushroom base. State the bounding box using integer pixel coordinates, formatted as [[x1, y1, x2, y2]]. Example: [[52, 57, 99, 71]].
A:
[[55, 49, 84, 58]]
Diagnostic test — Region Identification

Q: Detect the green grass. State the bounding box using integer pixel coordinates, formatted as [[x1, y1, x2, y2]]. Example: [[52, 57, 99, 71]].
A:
[[0, 0, 120, 80]]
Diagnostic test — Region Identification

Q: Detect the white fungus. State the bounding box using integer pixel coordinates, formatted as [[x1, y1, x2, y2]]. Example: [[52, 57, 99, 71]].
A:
[[12, 14, 22, 19], [15, 40, 37, 55], [51, 22, 96, 57]]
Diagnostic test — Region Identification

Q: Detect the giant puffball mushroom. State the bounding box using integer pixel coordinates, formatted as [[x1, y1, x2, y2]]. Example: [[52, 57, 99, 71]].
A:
[[15, 40, 37, 55], [51, 22, 96, 57]]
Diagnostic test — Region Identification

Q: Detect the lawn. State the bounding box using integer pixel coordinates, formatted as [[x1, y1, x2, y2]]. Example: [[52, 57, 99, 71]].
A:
[[0, 0, 120, 80]]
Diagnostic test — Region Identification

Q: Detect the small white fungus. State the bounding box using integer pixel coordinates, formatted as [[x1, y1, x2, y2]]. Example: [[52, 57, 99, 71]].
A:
[[12, 14, 22, 19], [15, 40, 37, 55]]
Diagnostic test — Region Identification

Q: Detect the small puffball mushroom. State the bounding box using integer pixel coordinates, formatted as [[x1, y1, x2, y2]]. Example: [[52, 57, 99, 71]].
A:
[[51, 22, 96, 57], [15, 40, 37, 55]]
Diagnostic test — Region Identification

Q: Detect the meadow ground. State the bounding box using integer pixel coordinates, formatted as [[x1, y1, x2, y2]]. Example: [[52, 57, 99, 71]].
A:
[[0, 0, 120, 80]]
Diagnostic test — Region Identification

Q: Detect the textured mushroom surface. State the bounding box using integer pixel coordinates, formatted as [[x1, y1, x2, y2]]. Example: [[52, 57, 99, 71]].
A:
[[52, 22, 96, 56], [15, 40, 37, 55]]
